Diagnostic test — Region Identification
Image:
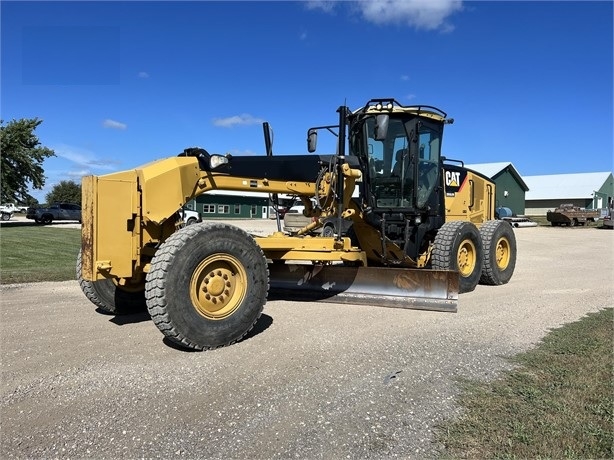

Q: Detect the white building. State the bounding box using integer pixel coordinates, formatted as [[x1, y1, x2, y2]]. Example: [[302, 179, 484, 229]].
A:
[[523, 172, 613, 216]]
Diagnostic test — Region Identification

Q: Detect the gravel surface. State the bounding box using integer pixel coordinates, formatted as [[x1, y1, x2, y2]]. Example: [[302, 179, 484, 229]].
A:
[[1, 223, 612, 459]]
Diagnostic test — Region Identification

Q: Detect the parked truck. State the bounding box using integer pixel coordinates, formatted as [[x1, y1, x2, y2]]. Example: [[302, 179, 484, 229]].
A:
[[0, 203, 28, 220], [546, 203, 600, 227], [26, 202, 82, 224]]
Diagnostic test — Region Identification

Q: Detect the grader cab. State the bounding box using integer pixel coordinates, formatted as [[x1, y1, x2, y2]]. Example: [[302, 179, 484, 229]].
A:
[[79, 98, 517, 350]]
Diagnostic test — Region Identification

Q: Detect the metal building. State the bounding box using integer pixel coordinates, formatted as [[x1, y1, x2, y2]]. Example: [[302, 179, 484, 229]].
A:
[[187, 190, 270, 219], [465, 162, 529, 216], [523, 172, 614, 216]]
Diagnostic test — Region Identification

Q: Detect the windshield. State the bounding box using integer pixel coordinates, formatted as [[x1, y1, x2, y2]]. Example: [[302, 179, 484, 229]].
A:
[[351, 115, 443, 209]]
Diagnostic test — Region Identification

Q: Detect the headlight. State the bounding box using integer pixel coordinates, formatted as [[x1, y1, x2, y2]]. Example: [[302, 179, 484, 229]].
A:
[[210, 154, 229, 169]]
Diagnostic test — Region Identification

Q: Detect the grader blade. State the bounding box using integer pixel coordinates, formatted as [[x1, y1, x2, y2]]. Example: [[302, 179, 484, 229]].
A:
[[268, 264, 459, 312]]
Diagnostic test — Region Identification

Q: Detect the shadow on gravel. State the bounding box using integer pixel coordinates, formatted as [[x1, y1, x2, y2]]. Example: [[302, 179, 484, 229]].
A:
[[162, 313, 274, 352], [107, 310, 151, 325]]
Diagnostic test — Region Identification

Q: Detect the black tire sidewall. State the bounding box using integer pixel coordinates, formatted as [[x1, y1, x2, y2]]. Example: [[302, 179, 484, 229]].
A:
[[433, 221, 483, 294], [453, 223, 483, 293], [154, 225, 268, 348], [77, 250, 146, 314], [322, 224, 335, 237], [480, 220, 516, 285]]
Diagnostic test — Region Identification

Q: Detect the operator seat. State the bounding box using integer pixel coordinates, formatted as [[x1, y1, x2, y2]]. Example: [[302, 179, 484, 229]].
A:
[[392, 149, 410, 177]]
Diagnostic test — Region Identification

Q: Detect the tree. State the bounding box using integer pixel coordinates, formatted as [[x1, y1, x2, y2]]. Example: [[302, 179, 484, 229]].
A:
[[1, 118, 55, 204], [46, 180, 81, 205]]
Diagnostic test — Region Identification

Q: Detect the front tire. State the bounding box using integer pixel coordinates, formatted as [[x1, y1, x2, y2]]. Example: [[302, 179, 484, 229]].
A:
[[145, 223, 269, 350], [432, 221, 483, 294], [76, 250, 146, 314], [479, 220, 517, 286]]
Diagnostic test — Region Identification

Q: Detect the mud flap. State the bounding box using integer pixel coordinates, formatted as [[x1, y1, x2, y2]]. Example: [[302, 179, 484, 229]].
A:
[[268, 264, 459, 312]]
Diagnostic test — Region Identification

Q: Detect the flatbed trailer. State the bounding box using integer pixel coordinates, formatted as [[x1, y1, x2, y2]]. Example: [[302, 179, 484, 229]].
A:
[[546, 204, 600, 227]]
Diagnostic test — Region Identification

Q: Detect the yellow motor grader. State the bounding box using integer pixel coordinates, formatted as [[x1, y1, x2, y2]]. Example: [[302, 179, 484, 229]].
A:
[[78, 98, 517, 350]]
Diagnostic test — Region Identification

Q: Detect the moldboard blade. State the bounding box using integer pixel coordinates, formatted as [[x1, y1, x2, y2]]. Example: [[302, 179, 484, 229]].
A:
[[268, 264, 458, 312]]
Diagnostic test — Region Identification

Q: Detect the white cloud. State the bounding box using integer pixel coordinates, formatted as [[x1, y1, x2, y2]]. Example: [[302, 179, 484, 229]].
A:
[[53, 144, 117, 171], [401, 75, 410, 81], [359, 0, 463, 30], [300, 31, 308, 40], [305, 1, 337, 13], [103, 119, 127, 130], [308, 0, 463, 31], [406, 93, 417, 100], [213, 114, 265, 128], [138, 71, 150, 78], [67, 169, 93, 178]]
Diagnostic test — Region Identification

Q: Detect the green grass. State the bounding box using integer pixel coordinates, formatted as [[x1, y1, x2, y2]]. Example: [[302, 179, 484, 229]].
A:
[[0, 226, 81, 283], [437, 308, 614, 459]]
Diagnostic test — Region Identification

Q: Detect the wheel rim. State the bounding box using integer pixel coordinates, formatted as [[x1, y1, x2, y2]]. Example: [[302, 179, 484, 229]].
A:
[[495, 237, 511, 271], [323, 226, 334, 237], [457, 239, 477, 277], [190, 254, 247, 320]]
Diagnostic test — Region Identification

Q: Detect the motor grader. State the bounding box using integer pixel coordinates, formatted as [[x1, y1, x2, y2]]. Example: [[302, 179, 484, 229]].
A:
[[78, 98, 517, 350]]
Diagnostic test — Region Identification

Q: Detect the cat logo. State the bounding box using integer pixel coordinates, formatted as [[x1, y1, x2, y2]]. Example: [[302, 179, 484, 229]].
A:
[[445, 171, 461, 187]]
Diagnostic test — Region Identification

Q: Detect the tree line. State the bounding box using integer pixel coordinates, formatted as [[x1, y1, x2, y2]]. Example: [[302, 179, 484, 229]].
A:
[[1, 118, 81, 206]]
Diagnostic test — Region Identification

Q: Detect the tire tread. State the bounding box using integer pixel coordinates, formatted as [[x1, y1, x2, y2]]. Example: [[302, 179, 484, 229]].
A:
[[145, 223, 269, 351]]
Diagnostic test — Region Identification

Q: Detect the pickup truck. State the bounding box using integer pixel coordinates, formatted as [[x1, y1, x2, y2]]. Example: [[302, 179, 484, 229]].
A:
[[26, 202, 82, 224], [0, 203, 28, 220], [178, 209, 202, 225], [24, 204, 198, 226]]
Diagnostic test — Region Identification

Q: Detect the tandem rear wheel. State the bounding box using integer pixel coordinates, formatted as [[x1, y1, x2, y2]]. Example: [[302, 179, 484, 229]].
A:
[[145, 223, 269, 351], [479, 220, 517, 286], [432, 220, 517, 293]]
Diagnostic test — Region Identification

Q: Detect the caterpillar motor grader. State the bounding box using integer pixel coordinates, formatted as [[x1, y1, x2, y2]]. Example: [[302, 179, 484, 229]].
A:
[[78, 98, 517, 350]]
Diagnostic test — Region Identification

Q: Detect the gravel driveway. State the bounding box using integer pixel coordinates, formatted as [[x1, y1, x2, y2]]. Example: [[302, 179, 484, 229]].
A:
[[1, 224, 612, 459]]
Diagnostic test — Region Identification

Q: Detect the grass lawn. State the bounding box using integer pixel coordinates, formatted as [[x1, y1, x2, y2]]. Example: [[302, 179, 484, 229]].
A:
[[437, 307, 614, 459], [0, 226, 81, 284]]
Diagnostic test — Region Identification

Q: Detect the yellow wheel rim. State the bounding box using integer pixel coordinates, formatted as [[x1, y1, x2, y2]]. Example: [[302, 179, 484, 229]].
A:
[[457, 239, 477, 277], [190, 254, 247, 320], [495, 237, 511, 270]]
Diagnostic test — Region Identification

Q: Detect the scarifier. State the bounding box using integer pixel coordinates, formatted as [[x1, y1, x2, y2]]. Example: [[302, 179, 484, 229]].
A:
[[78, 98, 517, 350]]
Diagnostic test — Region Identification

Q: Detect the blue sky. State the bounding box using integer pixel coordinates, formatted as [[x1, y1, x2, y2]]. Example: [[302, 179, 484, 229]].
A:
[[2, 1, 612, 202]]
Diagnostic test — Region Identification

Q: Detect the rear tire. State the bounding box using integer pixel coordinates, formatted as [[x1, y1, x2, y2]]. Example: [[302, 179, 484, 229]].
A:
[[76, 250, 146, 314], [322, 224, 335, 237], [479, 220, 517, 285], [432, 221, 483, 293], [145, 223, 269, 350]]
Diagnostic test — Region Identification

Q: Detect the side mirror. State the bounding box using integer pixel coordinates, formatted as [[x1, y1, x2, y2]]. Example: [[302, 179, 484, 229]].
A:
[[307, 129, 318, 153], [374, 114, 389, 141]]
